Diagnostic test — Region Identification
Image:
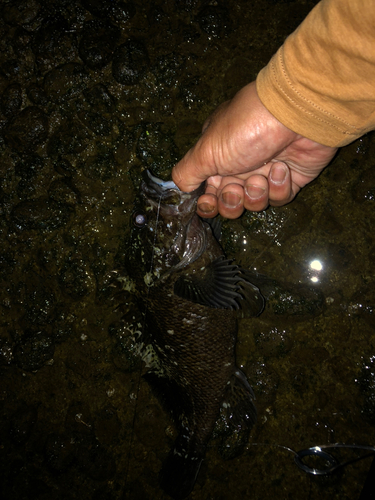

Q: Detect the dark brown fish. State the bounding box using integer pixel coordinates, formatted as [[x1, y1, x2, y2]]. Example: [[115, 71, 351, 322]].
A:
[[125, 170, 264, 499]]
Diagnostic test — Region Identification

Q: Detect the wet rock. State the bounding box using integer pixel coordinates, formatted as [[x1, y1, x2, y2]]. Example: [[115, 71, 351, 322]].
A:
[[82, 151, 118, 181], [109, 321, 141, 373], [317, 205, 344, 235], [26, 84, 49, 106], [2, 0, 41, 27], [92, 487, 118, 500], [174, 0, 200, 12], [224, 57, 256, 95], [0, 334, 14, 366], [53, 158, 77, 176], [107, 1, 136, 27], [245, 361, 280, 401], [325, 242, 354, 271], [65, 401, 93, 434], [357, 356, 375, 424], [112, 39, 149, 85], [242, 200, 312, 242], [82, 0, 136, 25], [15, 155, 49, 199], [14, 155, 44, 181], [15, 155, 48, 200], [48, 178, 80, 205], [43, 63, 89, 102], [174, 118, 201, 152], [78, 111, 112, 136], [83, 83, 116, 113], [32, 17, 78, 73], [94, 406, 121, 446], [349, 284, 375, 327], [268, 283, 325, 317], [10, 404, 38, 444], [24, 286, 56, 326], [181, 25, 201, 43], [135, 123, 179, 173], [290, 346, 330, 367], [59, 258, 95, 300], [52, 310, 75, 344], [178, 76, 210, 108], [81, 0, 112, 17], [352, 167, 375, 203], [76, 436, 116, 481], [196, 6, 231, 37], [213, 404, 251, 461], [134, 404, 166, 448], [1, 83, 23, 117], [249, 273, 326, 318], [1, 58, 24, 79], [147, 4, 167, 25], [12, 26, 33, 57], [4, 106, 48, 154], [14, 330, 55, 371], [253, 328, 293, 359], [11, 198, 73, 232], [44, 432, 76, 472], [79, 19, 120, 70], [47, 120, 90, 156], [153, 52, 185, 87]]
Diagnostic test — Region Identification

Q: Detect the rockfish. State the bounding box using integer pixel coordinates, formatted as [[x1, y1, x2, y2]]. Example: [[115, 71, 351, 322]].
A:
[[125, 170, 264, 499]]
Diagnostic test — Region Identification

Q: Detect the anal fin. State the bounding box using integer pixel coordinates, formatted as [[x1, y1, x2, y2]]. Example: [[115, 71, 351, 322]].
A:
[[214, 368, 257, 460]]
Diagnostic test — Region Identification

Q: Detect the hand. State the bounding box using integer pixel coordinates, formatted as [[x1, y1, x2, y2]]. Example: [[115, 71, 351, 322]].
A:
[[172, 82, 338, 218]]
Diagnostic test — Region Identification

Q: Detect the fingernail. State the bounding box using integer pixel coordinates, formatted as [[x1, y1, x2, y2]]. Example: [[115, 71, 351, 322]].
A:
[[270, 164, 287, 184], [221, 192, 241, 208], [198, 202, 215, 214], [245, 185, 266, 200]]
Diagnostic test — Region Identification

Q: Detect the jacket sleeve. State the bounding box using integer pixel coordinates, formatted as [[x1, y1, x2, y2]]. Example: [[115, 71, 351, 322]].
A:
[[256, 0, 375, 147]]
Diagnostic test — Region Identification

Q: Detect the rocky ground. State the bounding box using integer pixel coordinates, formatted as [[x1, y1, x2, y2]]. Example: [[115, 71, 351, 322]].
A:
[[0, 1, 374, 499]]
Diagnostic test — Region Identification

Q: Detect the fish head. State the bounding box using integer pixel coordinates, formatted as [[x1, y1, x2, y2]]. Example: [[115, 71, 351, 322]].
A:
[[127, 169, 207, 287]]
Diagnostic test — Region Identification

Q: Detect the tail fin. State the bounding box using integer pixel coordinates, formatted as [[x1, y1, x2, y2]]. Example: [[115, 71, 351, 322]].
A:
[[159, 445, 203, 500]]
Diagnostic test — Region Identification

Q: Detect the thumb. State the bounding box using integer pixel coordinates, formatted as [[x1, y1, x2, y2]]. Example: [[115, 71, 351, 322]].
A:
[[172, 144, 213, 192]]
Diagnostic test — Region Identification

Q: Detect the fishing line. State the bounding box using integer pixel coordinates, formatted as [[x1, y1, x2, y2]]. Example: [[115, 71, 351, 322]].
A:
[[248, 442, 375, 476], [123, 193, 162, 495], [249, 210, 293, 270]]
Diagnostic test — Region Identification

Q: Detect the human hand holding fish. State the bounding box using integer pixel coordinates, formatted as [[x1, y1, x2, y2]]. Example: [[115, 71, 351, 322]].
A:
[[172, 81, 337, 219]]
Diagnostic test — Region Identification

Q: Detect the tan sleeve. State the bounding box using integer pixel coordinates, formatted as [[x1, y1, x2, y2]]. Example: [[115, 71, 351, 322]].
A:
[[256, 0, 375, 147]]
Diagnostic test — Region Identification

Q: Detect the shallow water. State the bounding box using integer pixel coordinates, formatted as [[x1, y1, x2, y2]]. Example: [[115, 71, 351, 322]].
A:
[[0, 1, 374, 499]]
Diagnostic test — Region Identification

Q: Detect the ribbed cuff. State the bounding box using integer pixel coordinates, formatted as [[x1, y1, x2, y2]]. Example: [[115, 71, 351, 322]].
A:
[[256, 47, 363, 148]]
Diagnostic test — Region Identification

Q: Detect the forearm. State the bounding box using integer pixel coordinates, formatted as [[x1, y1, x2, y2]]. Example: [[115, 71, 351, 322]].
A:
[[256, 0, 375, 147]]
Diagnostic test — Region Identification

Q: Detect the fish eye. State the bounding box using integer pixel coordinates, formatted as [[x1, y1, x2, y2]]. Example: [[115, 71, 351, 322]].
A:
[[133, 211, 147, 228]]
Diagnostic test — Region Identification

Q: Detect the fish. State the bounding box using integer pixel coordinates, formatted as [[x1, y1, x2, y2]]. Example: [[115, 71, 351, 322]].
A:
[[125, 169, 264, 499]]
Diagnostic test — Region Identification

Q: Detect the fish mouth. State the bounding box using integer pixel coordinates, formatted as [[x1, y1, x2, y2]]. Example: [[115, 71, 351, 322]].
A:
[[141, 169, 205, 205], [141, 169, 208, 269], [144, 170, 179, 192]]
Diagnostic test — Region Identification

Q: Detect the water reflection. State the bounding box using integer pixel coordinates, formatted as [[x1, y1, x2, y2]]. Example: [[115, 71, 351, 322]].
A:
[[309, 258, 323, 283]]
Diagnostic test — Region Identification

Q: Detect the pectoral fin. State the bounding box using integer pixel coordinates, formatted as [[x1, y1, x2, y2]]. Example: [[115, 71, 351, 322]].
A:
[[174, 257, 244, 309], [174, 256, 264, 315]]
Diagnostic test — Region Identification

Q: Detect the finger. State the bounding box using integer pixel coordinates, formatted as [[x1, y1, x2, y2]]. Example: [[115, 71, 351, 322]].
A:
[[172, 149, 208, 192], [197, 193, 218, 218], [243, 174, 269, 211], [268, 161, 294, 206], [217, 182, 245, 219]]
